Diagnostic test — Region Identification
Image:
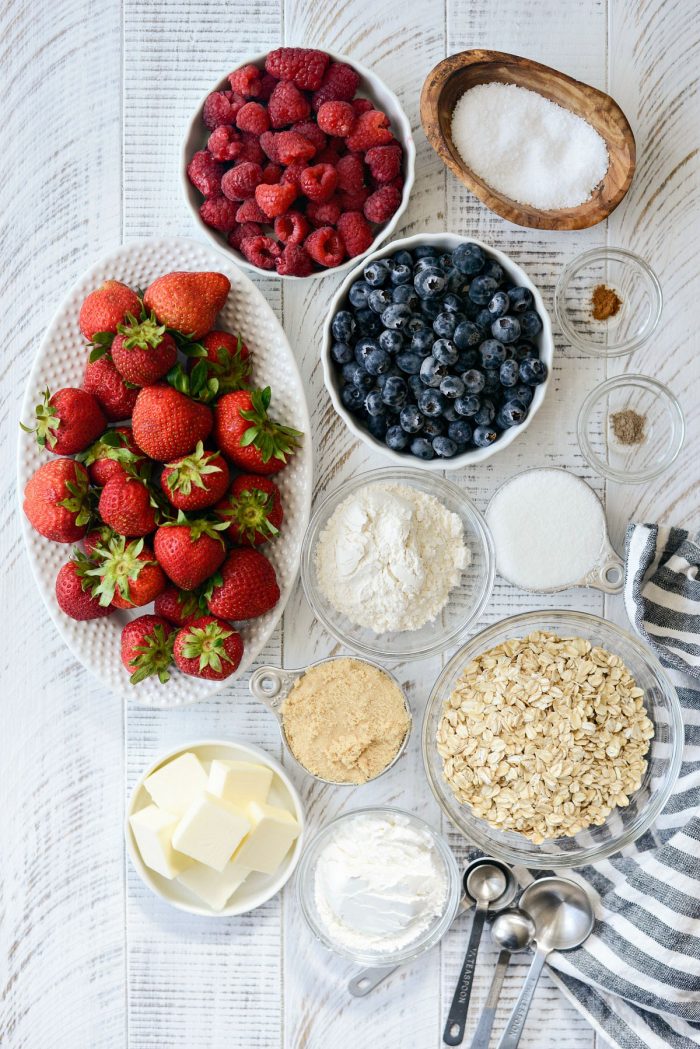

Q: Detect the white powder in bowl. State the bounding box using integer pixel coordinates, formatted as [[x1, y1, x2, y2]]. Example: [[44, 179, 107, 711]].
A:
[[451, 82, 609, 211], [486, 469, 607, 591]]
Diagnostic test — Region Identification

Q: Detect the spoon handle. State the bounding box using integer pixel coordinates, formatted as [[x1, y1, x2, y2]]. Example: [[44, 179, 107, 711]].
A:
[[443, 901, 489, 1046], [469, 949, 510, 1049], [496, 947, 548, 1049]]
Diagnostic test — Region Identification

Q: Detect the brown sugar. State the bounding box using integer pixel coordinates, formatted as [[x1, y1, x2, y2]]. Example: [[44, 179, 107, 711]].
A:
[[591, 284, 622, 321], [610, 408, 646, 445]]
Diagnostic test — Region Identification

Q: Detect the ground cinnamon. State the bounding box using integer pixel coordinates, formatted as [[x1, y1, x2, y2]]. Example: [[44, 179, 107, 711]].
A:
[[591, 284, 622, 321], [610, 408, 646, 445]]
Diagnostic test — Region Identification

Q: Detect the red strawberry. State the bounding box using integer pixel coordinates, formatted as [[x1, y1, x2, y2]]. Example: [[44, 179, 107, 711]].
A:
[[23, 459, 92, 543], [55, 553, 114, 621], [79, 281, 142, 342], [153, 517, 228, 590], [173, 615, 244, 680], [79, 426, 146, 487], [132, 385, 213, 461], [215, 475, 283, 545], [207, 548, 280, 620], [86, 535, 166, 608], [143, 271, 231, 340], [98, 475, 157, 537], [21, 387, 106, 455], [110, 312, 178, 386], [83, 353, 139, 422], [83, 524, 117, 558], [214, 387, 302, 475], [121, 615, 175, 685], [196, 330, 251, 393], [161, 443, 230, 511], [154, 585, 206, 626]]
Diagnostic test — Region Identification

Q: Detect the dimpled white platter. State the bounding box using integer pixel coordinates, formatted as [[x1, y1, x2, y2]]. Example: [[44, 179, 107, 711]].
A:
[[16, 236, 313, 707]]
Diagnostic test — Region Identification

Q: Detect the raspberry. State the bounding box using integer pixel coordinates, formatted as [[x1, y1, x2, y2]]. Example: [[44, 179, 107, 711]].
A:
[[274, 210, 311, 245], [305, 227, 345, 268], [346, 110, 393, 152], [338, 186, 370, 211], [235, 198, 268, 223], [203, 90, 244, 129], [236, 101, 270, 135], [200, 195, 238, 232], [254, 182, 297, 218], [261, 163, 283, 184], [276, 243, 314, 277], [186, 150, 224, 197], [300, 163, 338, 202], [311, 62, 361, 110], [240, 235, 282, 271], [268, 80, 310, 128], [336, 153, 366, 193], [365, 143, 403, 183], [258, 73, 277, 101], [363, 184, 401, 223], [291, 120, 326, 155], [238, 132, 265, 166], [259, 131, 280, 163], [352, 98, 374, 116], [265, 48, 330, 91], [280, 159, 307, 191], [207, 125, 241, 162], [314, 145, 342, 166], [316, 100, 356, 137], [337, 211, 374, 257], [390, 175, 404, 192], [228, 222, 262, 250], [274, 130, 316, 165], [221, 162, 263, 201], [228, 64, 263, 98], [305, 197, 342, 228]]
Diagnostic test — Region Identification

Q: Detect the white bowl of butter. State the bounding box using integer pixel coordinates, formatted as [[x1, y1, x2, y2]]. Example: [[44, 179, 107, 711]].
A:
[[126, 739, 305, 917]]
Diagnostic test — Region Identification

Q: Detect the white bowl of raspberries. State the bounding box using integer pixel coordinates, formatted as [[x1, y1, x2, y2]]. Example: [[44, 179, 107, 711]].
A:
[[182, 47, 415, 278]]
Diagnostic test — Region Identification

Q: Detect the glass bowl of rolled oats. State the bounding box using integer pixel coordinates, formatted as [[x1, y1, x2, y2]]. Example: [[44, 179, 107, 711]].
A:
[[423, 610, 682, 868]]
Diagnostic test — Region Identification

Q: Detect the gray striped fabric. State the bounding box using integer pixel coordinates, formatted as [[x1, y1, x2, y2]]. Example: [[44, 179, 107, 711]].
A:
[[542, 524, 700, 1049]]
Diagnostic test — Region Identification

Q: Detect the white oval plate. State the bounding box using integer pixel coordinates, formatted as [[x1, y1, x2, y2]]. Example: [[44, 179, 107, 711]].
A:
[[16, 236, 313, 707]]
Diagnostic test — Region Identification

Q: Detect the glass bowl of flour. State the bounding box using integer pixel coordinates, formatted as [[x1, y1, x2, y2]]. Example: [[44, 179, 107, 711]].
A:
[[300, 467, 495, 661]]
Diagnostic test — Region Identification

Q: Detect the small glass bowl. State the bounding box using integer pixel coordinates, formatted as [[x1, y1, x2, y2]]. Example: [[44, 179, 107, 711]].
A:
[[554, 247, 662, 357], [578, 374, 685, 483], [300, 467, 495, 662], [422, 611, 683, 869], [296, 807, 462, 966]]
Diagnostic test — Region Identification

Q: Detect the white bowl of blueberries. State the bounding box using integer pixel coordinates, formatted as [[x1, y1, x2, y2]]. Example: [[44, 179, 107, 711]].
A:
[[321, 233, 554, 466]]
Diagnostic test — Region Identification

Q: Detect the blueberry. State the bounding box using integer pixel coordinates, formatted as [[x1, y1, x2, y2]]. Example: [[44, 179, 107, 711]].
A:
[[455, 394, 481, 418], [414, 245, 438, 259], [441, 293, 463, 314], [414, 268, 447, 300], [331, 310, 356, 343], [442, 403, 459, 422], [411, 329, 435, 356], [393, 249, 413, 268], [437, 252, 453, 270], [368, 288, 393, 314], [378, 329, 404, 354], [376, 367, 400, 390], [453, 242, 485, 275], [519, 358, 548, 385], [462, 368, 485, 394], [406, 314, 428, 333], [385, 425, 410, 451], [390, 263, 412, 286], [456, 349, 479, 371], [364, 390, 386, 416], [420, 298, 443, 320], [491, 316, 521, 344], [410, 437, 434, 460], [475, 308, 494, 332], [454, 320, 482, 350], [432, 338, 459, 366], [499, 359, 519, 387], [487, 291, 510, 318], [365, 347, 391, 375], [440, 375, 465, 399], [355, 308, 382, 335], [420, 356, 447, 387], [381, 375, 408, 408], [433, 311, 459, 338], [366, 414, 388, 440], [512, 340, 537, 361], [449, 276, 471, 297], [474, 398, 496, 425], [469, 275, 499, 304], [417, 388, 446, 416], [508, 287, 534, 313], [345, 364, 373, 390], [381, 303, 413, 331], [433, 436, 458, 458], [396, 352, 423, 374], [392, 285, 419, 309], [520, 310, 543, 338], [480, 339, 507, 368], [399, 404, 424, 433], [473, 425, 498, 448], [421, 416, 445, 437], [364, 260, 390, 287], [481, 259, 504, 283], [348, 280, 371, 309], [482, 369, 502, 395], [340, 384, 365, 412], [355, 337, 379, 367], [341, 362, 358, 383], [448, 420, 472, 444], [497, 400, 528, 428], [413, 256, 440, 274], [511, 383, 534, 406], [331, 341, 353, 364]]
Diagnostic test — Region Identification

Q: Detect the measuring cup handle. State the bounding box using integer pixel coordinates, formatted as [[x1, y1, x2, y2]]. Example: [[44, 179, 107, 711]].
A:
[[249, 665, 295, 709], [496, 947, 547, 1049], [592, 548, 625, 594]]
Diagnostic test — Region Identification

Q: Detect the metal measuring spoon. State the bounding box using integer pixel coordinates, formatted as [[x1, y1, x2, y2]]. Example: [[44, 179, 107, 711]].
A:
[[469, 909, 536, 1049], [496, 878, 595, 1049], [443, 864, 509, 1046]]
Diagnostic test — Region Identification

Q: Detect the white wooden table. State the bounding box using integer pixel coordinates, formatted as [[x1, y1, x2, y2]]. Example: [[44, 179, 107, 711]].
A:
[[2, 1, 698, 1046]]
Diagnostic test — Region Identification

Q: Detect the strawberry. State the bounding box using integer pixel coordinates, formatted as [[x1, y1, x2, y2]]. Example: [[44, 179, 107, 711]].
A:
[[55, 552, 114, 621], [79, 280, 142, 342], [173, 615, 244, 680], [132, 385, 213, 461], [161, 442, 230, 511], [214, 387, 302, 475], [21, 387, 106, 454], [98, 475, 158, 537], [109, 312, 178, 386], [143, 271, 231, 340], [83, 353, 139, 422], [86, 535, 166, 608], [206, 548, 280, 620], [196, 330, 251, 393], [154, 584, 206, 626], [121, 615, 175, 685], [83, 524, 117, 557], [23, 459, 92, 543], [215, 475, 283, 545], [153, 516, 228, 590], [78, 426, 146, 487]]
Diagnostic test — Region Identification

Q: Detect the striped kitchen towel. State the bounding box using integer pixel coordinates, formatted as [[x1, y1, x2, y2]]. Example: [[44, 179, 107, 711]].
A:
[[545, 523, 700, 1049]]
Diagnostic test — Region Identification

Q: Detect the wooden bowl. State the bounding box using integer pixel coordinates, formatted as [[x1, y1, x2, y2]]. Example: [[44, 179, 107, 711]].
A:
[[420, 50, 636, 230]]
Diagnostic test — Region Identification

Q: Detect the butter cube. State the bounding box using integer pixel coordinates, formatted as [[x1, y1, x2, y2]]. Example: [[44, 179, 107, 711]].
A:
[[144, 752, 208, 816], [129, 804, 191, 880], [234, 801, 300, 875], [208, 759, 273, 807], [172, 793, 251, 872], [178, 857, 250, 911]]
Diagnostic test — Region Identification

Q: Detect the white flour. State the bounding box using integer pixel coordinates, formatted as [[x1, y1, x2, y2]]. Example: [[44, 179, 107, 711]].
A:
[[314, 482, 469, 633]]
